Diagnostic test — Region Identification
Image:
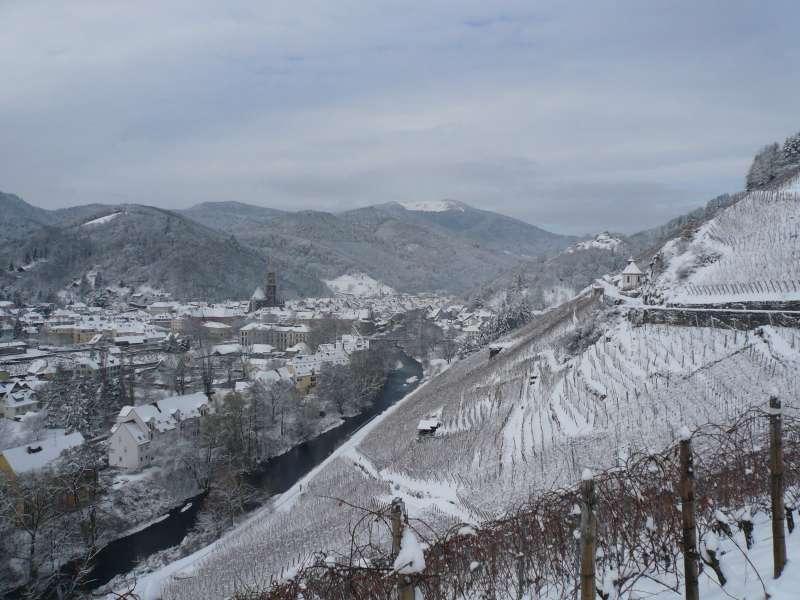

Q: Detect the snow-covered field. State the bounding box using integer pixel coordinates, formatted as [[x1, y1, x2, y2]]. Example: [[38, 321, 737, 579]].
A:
[[323, 273, 396, 297]]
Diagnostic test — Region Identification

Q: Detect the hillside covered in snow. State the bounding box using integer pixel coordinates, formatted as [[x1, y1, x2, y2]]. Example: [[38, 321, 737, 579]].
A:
[[154, 279, 800, 598], [651, 189, 800, 306], [138, 154, 800, 598]]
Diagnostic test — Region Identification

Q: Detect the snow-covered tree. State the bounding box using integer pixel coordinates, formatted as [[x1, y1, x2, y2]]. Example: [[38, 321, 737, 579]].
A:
[[745, 143, 780, 190], [780, 130, 800, 171]]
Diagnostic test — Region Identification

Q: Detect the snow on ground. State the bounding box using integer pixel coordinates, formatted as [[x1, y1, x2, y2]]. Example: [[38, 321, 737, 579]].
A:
[[781, 173, 800, 194], [543, 285, 575, 307], [0, 424, 67, 452], [323, 273, 395, 297], [82, 212, 122, 227], [425, 358, 451, 378], [19, 258, 48, 271], [566, 231, 622, 254], [631, 512, 800, 600], [399, 200, 465, 212]]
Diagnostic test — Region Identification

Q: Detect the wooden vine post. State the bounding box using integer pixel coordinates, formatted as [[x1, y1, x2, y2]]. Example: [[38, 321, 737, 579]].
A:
[[769, 395, 787, 578], [679, 428, 700, 600], [391, 497, 414, 600], [579, 469, 597, 600]]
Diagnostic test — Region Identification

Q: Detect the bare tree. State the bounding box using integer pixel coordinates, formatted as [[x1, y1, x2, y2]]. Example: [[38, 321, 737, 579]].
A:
[[0, 471, 63, 583], [439, 334, 458, 363]]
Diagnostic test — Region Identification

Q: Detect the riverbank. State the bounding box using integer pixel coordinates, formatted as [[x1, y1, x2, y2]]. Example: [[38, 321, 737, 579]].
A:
[[94, 352, 423, 598]]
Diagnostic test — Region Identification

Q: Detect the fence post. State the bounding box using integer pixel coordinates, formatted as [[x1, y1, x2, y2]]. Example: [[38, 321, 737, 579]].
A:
[[391, 497, 414, 600], [769, 396, 787, 578], [580, 470, 597, 600], [679, 430, 700, 600]]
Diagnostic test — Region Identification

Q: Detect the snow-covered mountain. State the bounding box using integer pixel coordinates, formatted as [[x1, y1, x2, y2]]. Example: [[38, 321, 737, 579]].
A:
[[182, 199, 573, 296], [398, 199, 466, 213], [0, 203, 288, 303], [0, 194, 573, 302]]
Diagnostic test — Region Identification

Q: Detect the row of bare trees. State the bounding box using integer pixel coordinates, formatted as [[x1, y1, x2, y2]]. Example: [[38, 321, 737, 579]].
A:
[[235, 400, 800, 600]]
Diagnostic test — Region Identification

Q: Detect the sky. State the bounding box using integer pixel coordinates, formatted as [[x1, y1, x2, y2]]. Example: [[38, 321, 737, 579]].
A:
[[1, 1, 798, 235]]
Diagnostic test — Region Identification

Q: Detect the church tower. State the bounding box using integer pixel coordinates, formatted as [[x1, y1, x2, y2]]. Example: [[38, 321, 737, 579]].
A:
[[249, 258, 280, 313], [264, 257, 278, 307]]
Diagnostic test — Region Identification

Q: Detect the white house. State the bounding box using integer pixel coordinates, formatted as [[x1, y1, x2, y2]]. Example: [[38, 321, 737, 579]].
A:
[[289, 342, 350, 373], [108, 392, 212, 470], [1, 387, 39, 419], [620, 258, 644, 290]]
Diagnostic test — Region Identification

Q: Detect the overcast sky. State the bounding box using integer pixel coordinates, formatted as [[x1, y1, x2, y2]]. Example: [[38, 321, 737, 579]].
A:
[[1, 1, 798, 235]]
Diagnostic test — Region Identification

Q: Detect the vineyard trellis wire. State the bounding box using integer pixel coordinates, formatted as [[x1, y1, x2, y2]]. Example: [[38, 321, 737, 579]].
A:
[[236, 401, 800, 600]]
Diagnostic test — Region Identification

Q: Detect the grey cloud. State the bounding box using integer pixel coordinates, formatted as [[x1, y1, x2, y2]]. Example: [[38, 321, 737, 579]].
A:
[[0, 1, 798, 236]]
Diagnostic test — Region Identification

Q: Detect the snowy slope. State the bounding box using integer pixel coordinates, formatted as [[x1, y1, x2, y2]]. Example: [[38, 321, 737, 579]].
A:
[[157, 285, 800, 599], [566, 231, 623, 254], [654, 190, 800, 304], [82, 212, 122, 227], [782, 173, 800, 194], [635, 511, 800, 600], [323, 273, 395, 297]]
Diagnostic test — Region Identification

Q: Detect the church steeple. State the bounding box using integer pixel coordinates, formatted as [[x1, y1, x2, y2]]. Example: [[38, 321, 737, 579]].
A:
[[249, 257, 280, 313], [264, 257, 277, 307]]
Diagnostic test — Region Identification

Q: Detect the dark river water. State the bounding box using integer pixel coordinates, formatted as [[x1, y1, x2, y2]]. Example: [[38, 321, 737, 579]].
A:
[[81, 351, 423, 591]]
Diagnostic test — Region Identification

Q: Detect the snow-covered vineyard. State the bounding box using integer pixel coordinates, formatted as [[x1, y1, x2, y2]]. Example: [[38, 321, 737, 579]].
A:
[[144, 186, 800, 600], [661, 190, 800, 305], [234, 404, 800, 600], [152, 288, 800, 599]]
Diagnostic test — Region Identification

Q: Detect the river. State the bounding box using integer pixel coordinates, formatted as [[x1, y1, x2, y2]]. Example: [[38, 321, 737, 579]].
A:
[[83, 351, 423, 591]]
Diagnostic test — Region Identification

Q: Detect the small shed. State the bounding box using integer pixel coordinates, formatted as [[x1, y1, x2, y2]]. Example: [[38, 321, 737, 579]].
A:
[[621, 258, 644, 290], [417, 417, 441, 436]]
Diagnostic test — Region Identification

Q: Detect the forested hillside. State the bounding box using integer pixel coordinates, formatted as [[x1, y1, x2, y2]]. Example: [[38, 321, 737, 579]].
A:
[[184, 200, 573, 295], [0, 205, 312, 302]]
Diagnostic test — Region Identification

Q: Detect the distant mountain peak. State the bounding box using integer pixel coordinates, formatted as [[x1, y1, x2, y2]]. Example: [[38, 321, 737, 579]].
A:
[[398, 199, 466, 213]]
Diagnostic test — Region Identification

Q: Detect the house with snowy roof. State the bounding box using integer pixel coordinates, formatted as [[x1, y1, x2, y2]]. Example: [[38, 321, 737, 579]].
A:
[[620, 258, 645, 290], [201, 320, 232, 342], [0, 432, 85, 480], [1, 386, 39, 419], [108, 392, 212, 470], [239, 322, 309, 350]]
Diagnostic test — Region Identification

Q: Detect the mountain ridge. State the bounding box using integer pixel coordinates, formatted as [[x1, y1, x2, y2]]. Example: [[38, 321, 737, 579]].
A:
[[0, 193, 574, 302]]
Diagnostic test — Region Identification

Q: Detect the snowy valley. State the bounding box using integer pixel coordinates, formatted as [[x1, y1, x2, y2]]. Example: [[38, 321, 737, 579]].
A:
[[145, 174, 800, 600]]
